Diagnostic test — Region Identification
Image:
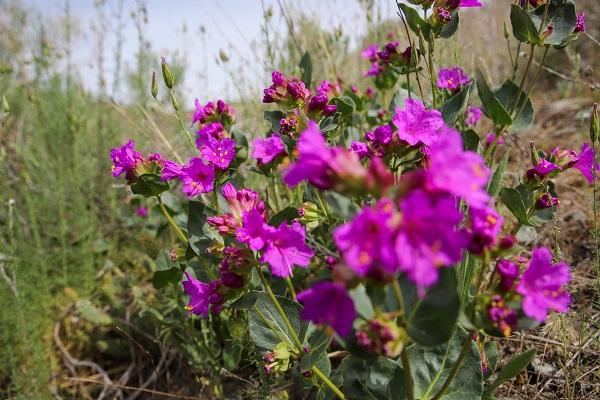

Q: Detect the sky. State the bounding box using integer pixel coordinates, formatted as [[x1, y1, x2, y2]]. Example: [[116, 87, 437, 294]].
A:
[[20, 0, 398, 103]]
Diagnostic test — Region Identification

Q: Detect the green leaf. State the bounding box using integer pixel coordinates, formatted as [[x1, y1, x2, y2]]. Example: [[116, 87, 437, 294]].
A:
[[476, 70, 512, 127], [269, 206, 300, 227], [499, 188, 532, 226], [400, 268, 461, 346], [461, 129, 480, 152], [264, 110, 284, 133], [487, 151, 510, 197], [510, 5, 540, 44], [319, 112, 341, 133], [442, 81, 472, 126], [398, 3, 431, 40], [334, 96, 356, 117], [494, 80, 534, 130], [152, 250, 182, 289], [324, 192, 359, 220], [483, 341, 498, 380], [299, 330, 331, 371], [187, 201, 220, 256], [340, 355, 405, 400], [529, 0, 577, 47], [231, 128, 249, 165], [248, 291, 308, 350], [130, 173, 170, 197], [389, 89, 410, 114], [484, 348, 536, 397], [75, 299, 112, 326], [438, 11, 459, 39], [299, 51, 313, 89], [348, 285, 375, 319], [408, 329, 483, 400]]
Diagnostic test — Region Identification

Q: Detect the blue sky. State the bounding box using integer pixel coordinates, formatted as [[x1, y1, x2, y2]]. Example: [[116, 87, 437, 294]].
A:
[[21, 0, 397, 102]]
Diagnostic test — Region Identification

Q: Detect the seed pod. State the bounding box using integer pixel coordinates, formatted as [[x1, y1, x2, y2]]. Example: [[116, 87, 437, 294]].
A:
[[590, 103, 598, 143], [529, 141, 541, 165], [161, 57, 174, 89], [151, 70, 158, 99]]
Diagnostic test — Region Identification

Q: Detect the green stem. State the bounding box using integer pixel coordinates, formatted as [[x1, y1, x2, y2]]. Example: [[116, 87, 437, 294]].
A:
[[315, 190, 331, 220], [514, 45, 549, 122], [256, 267, 303, 349], [169, 89, 196, 151], [510, 44, 536, 116], [157, 196, 187, 243], [285, 277, 297, 299], [400, 351, 415, 400], [430, 330, 475, 400], [392, 280, 414, 400], [311, 365, 346, 399], [256, 267, 345, 399]]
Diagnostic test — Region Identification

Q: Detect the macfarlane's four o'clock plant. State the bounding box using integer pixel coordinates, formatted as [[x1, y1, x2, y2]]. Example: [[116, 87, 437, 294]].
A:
[[110, 0, 596, 398]]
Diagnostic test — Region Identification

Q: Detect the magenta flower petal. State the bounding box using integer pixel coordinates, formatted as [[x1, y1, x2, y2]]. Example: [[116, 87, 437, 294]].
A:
[[251, 135, 286, 164], [261, 221, 314, 277], [161, 160, 183, 181], [437, 67, 470, 90], [296, 281, 356, 337], [180, 158, 216, 198], [236, 209, 273, 251], [110, 140, 143, 177], [182, 272, 212, 317], [426, 127, 490, 207], [392, 98, 445, 147], [516, 247, 571, 322], [200, 137, 236, 170], [395, 190, 466, 296]]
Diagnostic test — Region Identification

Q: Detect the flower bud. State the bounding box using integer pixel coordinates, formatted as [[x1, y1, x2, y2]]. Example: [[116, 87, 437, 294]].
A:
[[151, 70, 158, 99], [590, 103, 598, 143], [529, 141, 541, 166], [298, 202, 321, 229], [1, 95, 9, 114], [161, 57, 174, 89]]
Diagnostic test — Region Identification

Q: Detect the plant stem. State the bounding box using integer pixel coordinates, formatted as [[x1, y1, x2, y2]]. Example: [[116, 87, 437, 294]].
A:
[[426, 33, 437, 108], [169, 88, 196, 151], [514, 45, 549, 122], [156, 196, 187, 243], [256, 267, 303, 349], [256, 267, 345, 399], [285, 277, 297, 299], [430, 330, 475, 400], [400, 351, 414, 400], [392, 280, 414, 400], [510, 44, 536, 116]]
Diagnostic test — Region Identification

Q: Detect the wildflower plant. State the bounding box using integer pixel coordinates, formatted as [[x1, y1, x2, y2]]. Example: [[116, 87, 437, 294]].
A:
[[110, 1, 593, 398]]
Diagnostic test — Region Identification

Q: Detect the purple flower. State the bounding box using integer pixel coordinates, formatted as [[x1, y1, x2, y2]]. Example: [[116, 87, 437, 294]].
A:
[[349, 141, 371, 159], [465, 106, 483, 127], [365, 125, 393, 146], [192, 99, 215, 125], [535, 193, 559, 209], [221, 183, 266, 221], [110, 140, 143, 177], [426, 127, 490, 207], [437, 67, 470, 91], [459, 0, 483, 7], [396, 190, 465, 296], [364, 62, 384, 77], [485, 133, 505, 147], [574, 12, 585, 33], [180, 158, 216, 198], [196, 122, 225, 148], [334, 199, 399, 278], [261, 221, 314, 278], [236, 209, 273, 251], [182, 272, 212, 317], [496, 259, 520, 291], [392, 98, 445, 147], [467, 206, 503, 255], [161, 160, 183, 181], [570, 143, 596, 184], [516, 247, 571, 322], [436, 7, 452, 23], [526, 159, 559, 180], [283, 121, 334, 189], [192, 99, 234, 125], [200, 137, 236, 170], [136, 206, 149, 218], [361, 44, 379, 62], [296, 281, 356, 337]]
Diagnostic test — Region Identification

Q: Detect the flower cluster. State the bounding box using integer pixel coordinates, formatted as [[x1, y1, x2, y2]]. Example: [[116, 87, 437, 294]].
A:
[[110, 140, 164, 183], [527, 142, 597, 184]]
